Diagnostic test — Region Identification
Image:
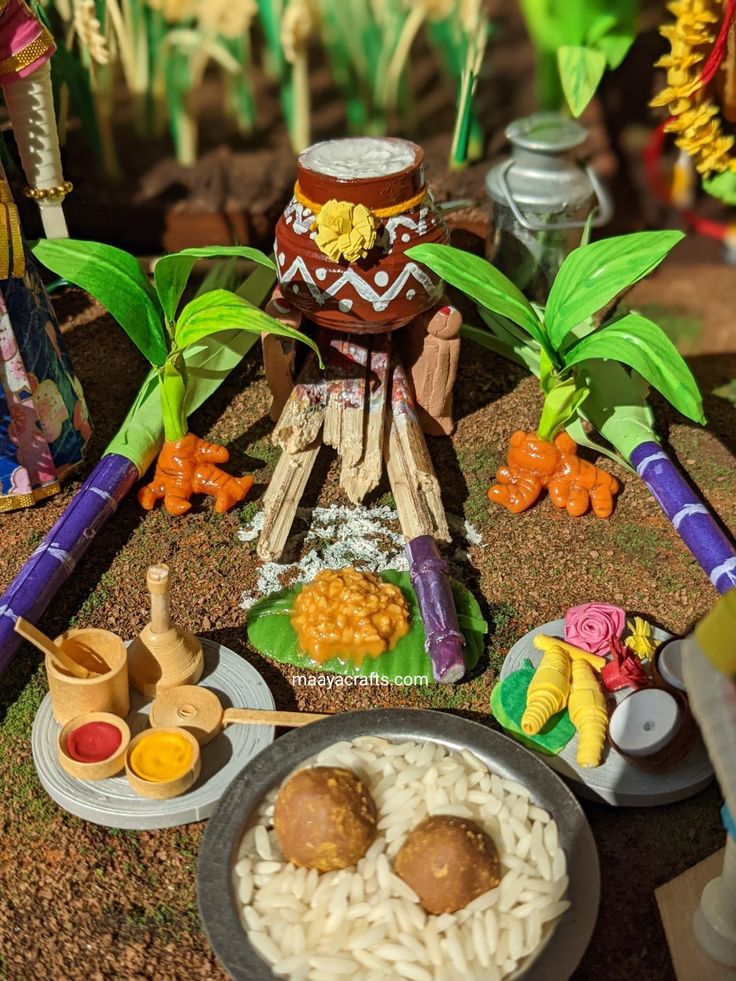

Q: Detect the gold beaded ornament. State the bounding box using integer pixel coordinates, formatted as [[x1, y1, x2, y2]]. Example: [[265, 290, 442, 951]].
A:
[[23, 180, 73, 202]]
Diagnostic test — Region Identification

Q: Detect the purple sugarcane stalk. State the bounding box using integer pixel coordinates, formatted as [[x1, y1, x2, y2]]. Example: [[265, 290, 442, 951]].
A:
[[405, 535, 466, 683], [0, 454, 138, 670], [631, 441, 736, 594]]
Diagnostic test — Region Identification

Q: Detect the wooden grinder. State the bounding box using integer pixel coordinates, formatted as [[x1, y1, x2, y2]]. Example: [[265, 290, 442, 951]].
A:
[[127, 565, 204, 697], [149, 685, 328, 745]]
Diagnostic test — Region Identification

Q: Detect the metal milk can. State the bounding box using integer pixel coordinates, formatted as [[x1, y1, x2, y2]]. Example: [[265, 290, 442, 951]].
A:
[[486, 112, 612, 302]]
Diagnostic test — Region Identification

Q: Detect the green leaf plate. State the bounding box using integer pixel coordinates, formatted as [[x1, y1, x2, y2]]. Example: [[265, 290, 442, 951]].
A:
[[490, 660, 575, 756], [247, 570, 487, 684]]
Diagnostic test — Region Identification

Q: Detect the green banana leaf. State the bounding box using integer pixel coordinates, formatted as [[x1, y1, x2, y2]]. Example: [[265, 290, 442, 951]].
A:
[[247, 570, 488, 684]]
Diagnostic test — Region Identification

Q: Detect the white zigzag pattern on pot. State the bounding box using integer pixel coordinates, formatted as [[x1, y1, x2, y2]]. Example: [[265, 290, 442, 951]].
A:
[[278, 254, 440, 310]]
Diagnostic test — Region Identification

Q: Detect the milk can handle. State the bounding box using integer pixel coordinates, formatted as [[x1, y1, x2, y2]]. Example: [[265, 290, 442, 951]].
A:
[[497, 159, 613, 231]]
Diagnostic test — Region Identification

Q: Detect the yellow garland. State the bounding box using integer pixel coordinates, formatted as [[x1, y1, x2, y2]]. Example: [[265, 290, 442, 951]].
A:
[[293, 181, 428, 263], [651, 0, 736, 176]]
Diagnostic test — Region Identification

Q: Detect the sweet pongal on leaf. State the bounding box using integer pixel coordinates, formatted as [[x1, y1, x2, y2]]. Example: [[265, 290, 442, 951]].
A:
[[290, 568, 410, 665]]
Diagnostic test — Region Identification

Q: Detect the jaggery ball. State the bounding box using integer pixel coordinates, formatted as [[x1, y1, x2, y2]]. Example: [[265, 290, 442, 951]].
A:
[[273, 766, 377, 872], [394, 815, 501, 914]]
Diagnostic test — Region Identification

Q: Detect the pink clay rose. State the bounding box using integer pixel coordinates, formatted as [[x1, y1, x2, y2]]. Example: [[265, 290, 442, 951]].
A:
[[565, 602, 625, 654]]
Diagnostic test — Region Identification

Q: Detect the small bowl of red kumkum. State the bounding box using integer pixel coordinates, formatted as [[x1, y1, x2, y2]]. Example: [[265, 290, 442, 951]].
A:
[[58, 712, 131, 781]]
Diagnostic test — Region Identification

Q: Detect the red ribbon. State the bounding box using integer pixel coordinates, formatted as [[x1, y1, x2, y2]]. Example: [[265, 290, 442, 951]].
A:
[[699, 0, 736, 86]]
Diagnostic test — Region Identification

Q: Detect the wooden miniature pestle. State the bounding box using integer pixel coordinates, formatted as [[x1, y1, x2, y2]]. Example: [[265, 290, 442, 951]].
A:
[[127, 564, 204, 696]]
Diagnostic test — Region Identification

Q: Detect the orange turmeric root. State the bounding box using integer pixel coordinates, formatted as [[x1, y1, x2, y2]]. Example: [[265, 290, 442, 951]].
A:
[[488, 430, 619, 518], [138, 433, 254, 516]]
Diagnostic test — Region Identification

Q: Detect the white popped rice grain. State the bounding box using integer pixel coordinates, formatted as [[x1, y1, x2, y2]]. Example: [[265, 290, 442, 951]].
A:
[[346, 925, 387, 948], [234, 857, 252, 878], [443, 927, 468, 972], [511, 797, 529, 822], [465, 888, 499, 913], [309, 954, 355, 974], [539, 899, 571, 922], [544, 820, 559, 853], [455, 774, 468, 801], [433, 912, 456, 932], [346, 902, 373, 920], [507, 914, 523, 961], [537, 847, 552, 882], [374, 942, 421, 962], [501, 779, 531, 799], [254, 825, 272, 861], [471, 913, 490, 967], [353, 949, 387, 971], [528, 805, 550, 824], [429, 804, 473, 819], [376, 853, 391, 890], [515, 832, 531, 860], [481, 796, 502, 818], [422, 766, 438, 785], [509, 816, 528, 841], [237, 874, 253, 905], [349, 872, 364, 904], [273, 954, 310, 977], [485, 907, 498, 954], [390, 874, 420, 903], [395, 961, 432, 981], [424, 922, 443, 966], [552, 847, 566, 881], [525, 908, 542, 955], [243, 907, 263, 931], [249, 931, 282, 964], [461, 749, 485, 772], [254, 860, 281, 875]]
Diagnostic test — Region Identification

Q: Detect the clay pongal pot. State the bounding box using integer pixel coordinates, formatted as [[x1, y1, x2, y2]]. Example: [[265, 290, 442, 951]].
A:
[[274, 137, 448, 333]]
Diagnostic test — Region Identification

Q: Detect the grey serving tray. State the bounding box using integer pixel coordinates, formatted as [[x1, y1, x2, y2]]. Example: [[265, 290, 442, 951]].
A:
[[198, 708, 599, 981]]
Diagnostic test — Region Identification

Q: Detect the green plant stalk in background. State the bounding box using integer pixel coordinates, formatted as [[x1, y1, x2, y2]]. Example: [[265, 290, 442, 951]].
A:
[[520, 0, 638, 117]]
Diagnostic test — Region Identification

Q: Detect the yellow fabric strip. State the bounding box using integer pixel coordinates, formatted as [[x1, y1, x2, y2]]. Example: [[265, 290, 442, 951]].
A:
[[293, 181, 428, 220], [0, 180, 25, 278], [0, 481, 61, 512], [695, 590, 736, 676], [0, 27, 54, 76]]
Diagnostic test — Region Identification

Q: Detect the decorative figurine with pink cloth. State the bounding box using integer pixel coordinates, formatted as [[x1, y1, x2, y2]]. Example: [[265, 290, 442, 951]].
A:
[[0, 0, 90, 511]]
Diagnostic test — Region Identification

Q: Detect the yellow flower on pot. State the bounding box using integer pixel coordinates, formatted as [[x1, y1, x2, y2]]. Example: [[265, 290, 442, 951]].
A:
[[313, 200, 378, 263]]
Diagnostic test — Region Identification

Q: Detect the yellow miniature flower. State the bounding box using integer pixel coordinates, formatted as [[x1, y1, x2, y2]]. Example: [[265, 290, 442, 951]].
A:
[[313, 200, 378, 264], [625, 617, 657, 660]]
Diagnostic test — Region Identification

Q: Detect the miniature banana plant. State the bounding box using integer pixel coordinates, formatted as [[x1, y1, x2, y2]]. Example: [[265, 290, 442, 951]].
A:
[[409, 232, 736, 593], [32, 240, 321, 514]]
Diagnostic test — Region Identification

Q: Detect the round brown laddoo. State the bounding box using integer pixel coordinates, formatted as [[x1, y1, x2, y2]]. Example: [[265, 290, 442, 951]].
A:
[[273, 765, 377, 872], [394, 815, 501, 914]]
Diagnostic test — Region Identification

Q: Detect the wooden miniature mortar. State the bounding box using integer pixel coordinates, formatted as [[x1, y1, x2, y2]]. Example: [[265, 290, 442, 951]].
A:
[[149, 685, 328, 745], [127, 564, 204, 697], [47, 629, 129, 724], [57, 712, 131, 781]]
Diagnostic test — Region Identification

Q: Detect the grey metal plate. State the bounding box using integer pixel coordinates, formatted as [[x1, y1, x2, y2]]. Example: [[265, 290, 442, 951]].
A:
[[501, 620, 714, 807], [31, 639, 275, 829], [198, 708, 599, 981]]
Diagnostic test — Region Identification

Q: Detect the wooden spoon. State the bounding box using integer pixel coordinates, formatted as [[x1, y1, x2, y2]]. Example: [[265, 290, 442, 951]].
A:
[[14, 617, 97, 679], [149, 685, 328, 745]]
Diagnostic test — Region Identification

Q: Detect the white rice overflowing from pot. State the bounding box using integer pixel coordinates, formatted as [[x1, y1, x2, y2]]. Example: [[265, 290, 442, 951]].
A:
[[233, 737, 570, 980], [299, 138, 417, 179]]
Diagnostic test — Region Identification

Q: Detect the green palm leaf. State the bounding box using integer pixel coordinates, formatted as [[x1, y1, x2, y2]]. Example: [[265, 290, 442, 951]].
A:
[[175, 289, 323, 365], [407, 243, 550, 353], [545, 231, 684, 349], [564, 311, 705, 424], [154, 246, 275, 324], [32, 239, 168, 367]]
